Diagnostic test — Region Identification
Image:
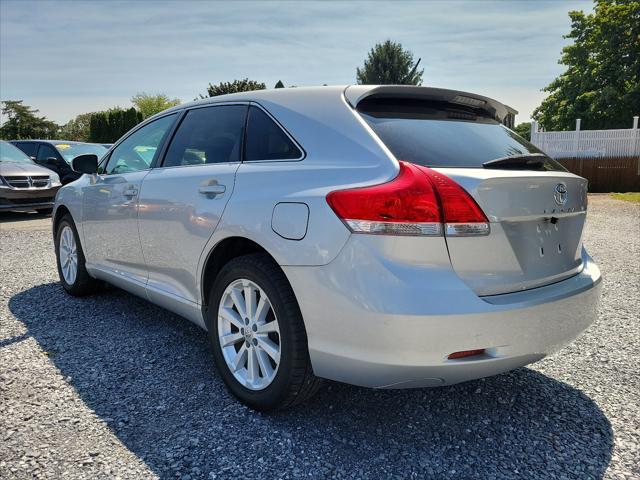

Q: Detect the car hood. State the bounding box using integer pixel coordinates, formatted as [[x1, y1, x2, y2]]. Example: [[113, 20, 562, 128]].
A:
[[0, 161, 54, 176]]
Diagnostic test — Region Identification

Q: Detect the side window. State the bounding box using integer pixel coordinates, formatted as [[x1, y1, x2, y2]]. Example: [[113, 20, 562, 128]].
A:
[[162, 105, 247, 168], [104, 114, 177, 174], [36, 144, 59, 161], [15, 142, 38, 157], [244, 106, 302, 161]]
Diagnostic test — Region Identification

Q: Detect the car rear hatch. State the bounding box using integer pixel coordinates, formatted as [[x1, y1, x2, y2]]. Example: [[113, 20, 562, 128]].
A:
[[348, 86, 588, 296]]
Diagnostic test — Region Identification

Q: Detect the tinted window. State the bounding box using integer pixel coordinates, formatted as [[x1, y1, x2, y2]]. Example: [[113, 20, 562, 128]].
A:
[[244, 106, 301, 161], [36, 144, 59, 161], [163, 105, 246, 168], [359, 101, 564, 171], [14, 142, 38, 157], [104, 114, 177, 174]]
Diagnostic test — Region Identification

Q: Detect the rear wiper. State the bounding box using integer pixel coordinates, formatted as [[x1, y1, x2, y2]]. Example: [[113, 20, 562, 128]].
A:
[[482, 153, 547, 170]]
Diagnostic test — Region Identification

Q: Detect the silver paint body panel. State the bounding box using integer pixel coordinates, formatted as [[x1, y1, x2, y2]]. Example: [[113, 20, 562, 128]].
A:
[[53, 86, 601, 388]]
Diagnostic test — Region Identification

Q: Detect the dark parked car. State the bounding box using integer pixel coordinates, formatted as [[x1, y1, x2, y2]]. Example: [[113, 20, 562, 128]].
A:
[[0, 141, 61, 213], [11, 140, 107, 184]]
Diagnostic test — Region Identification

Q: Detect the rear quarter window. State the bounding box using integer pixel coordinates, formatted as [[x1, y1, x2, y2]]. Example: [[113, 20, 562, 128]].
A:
[[358, 100, 564, 171], [244, 106, 302, 161]]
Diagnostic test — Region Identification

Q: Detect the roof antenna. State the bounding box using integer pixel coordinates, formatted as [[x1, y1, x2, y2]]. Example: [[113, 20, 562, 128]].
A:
[[403, 58, 421, 84]]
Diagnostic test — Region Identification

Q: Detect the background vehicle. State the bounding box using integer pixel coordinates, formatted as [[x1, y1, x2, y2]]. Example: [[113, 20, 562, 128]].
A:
[[0, 141, 61, 213], [52, 86, 601, 411], [11, 140, 107, 184]]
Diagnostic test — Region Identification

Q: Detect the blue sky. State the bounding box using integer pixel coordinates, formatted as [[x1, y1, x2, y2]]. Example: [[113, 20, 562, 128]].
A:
[[0, 0, 592, 125]]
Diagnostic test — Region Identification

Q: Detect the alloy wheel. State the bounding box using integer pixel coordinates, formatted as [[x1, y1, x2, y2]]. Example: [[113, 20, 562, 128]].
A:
[[217, 279, 281, 390], [59, 225, 78, 285]]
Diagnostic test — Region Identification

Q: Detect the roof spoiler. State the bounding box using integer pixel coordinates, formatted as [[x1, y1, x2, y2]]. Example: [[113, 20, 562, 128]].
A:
[[344, 85, 509, 122]]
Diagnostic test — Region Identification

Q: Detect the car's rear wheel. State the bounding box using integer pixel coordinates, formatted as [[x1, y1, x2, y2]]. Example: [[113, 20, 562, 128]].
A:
[[55, 214, 100, 296], [206, 253, 321, 411]]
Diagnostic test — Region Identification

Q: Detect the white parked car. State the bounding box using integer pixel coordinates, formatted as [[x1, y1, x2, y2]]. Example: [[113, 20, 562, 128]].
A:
[[53, 86, 601, 410]]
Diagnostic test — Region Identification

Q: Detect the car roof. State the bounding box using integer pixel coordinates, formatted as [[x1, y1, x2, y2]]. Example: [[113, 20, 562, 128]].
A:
[[155, 85, 508, 122], [158, 85, 349, 116], [13, 140, 102, 145]]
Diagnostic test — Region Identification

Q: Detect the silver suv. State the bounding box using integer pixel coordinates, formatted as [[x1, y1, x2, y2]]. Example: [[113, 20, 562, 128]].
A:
[[53, 86, 601, 410]]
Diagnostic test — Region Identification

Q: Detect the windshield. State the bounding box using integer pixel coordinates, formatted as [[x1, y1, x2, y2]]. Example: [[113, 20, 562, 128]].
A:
[[0, 141, 35, 164], [358, 100, 565, 171], [54, 143, 107, 163]]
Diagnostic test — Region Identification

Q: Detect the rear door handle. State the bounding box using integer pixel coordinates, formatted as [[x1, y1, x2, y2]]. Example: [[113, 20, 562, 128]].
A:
[[199, 184, 226, 198], [123, 186, 139, 197]]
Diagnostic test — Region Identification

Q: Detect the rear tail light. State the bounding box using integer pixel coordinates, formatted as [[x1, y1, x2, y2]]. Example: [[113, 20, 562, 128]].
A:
[[326, 161, 489, 236], [326, 162, 442, 236]]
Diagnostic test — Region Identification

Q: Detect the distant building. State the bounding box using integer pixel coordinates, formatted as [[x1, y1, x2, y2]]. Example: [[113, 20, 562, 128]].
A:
[[503, 105, 518, 129]]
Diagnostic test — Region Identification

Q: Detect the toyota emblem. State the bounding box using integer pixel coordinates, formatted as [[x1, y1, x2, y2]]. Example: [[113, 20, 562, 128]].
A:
[[554, 183, 568, 206]]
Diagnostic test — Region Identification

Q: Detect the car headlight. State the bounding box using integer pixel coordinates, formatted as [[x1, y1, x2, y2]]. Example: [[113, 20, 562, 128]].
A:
[[50, 174, 61, 187]]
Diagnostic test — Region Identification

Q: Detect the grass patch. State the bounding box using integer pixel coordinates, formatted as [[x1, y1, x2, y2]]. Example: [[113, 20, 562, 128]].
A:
[[611, 192, 640, 203]]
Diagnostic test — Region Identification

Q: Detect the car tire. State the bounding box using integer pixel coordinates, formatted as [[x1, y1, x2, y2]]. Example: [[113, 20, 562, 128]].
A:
[[206, 253, 321, 411], [55, 214, 100, 296]]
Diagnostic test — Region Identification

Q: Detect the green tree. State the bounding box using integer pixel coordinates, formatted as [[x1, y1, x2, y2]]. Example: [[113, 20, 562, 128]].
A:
[[533, 0, 640, 130], [274, 80, 285, 89], [89, 112, 106, 143], [356, 40, 423, 85], [513, 122, 532, 141], [88, 107, 143, 143], [0, 100, 59, 140], [131, 92, 181, 119], [202, 78, 266, 98], [59, 112, 94, 141]]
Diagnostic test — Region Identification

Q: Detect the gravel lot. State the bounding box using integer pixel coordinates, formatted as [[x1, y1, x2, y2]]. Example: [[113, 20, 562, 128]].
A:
[[0, 195, 638, 479]]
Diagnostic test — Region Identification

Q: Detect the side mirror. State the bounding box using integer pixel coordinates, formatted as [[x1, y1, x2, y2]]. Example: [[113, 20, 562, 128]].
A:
[[71, 154, 99, 174], [45, 156, 59, 165]]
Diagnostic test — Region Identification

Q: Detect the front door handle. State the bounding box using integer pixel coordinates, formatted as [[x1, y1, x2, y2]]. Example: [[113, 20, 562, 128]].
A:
[[199, 184, 226, 198], [123, 186, 139, 197]]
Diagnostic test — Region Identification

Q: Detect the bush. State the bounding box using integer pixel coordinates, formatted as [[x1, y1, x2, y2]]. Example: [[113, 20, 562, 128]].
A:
[[88, 108, 143, 143]]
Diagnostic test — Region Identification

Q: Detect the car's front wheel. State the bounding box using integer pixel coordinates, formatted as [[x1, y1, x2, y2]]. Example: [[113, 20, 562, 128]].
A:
[[55, 214, 100, 296], [206, 253, 321, 411]]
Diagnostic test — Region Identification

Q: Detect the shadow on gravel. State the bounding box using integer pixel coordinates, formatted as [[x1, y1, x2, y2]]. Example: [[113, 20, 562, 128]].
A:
[[10, 283, 613, 479]]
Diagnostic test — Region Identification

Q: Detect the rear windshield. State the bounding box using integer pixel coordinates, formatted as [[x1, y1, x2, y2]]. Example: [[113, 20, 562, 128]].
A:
[[358, 100, 565, 171]]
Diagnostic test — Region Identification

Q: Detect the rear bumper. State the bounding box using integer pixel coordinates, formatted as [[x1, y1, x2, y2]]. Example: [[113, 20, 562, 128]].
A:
[[283, 236, 601, 388]]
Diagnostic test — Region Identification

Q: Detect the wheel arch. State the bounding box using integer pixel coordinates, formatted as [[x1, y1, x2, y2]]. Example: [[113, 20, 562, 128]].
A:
[[52, 204, 72, 235], [200, 236, 282, 311]]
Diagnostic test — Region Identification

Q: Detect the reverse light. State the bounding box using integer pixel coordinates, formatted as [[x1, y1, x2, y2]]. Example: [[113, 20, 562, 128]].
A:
[[326, 161, 489, 236]]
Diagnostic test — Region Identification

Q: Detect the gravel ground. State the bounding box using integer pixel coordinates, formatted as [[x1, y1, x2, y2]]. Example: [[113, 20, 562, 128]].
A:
[[0, 195, 638, 479]]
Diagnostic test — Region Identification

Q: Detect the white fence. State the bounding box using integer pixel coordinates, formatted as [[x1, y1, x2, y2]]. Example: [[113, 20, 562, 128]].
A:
[[530, 117, 640, 159]]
